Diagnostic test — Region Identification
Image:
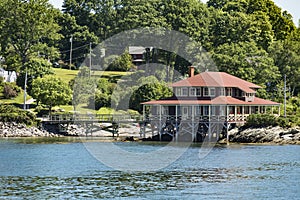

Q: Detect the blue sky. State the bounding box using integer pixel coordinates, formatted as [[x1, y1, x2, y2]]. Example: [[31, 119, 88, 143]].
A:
[[49, 0, 299, 27]]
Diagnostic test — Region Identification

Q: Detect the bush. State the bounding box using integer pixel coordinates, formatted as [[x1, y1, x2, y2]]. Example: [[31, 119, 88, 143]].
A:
[[3, 82, 21, 99], [244, 114, 299, 129], [244, 114, 277, 128], [0, 104, 36, 125]]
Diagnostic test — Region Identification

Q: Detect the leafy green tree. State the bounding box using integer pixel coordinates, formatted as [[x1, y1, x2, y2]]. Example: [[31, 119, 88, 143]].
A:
[[212, 41, 280, 94], [55, 12, 98, 68], [107, 51, 133, 71], [130, 82, 173, 112], [0, 0, 61, 72], [268, 29, 300, 96], [19, 57, 54, 95], [31, 76, 72, 114], [72, 66, 97, 110], [207, 0, 296, 41], [209, 10, 273, 50], [117, 0, 167, 31]]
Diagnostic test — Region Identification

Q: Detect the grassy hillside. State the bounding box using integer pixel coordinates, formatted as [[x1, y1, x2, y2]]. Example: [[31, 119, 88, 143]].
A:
[[52, 68, 131, 83]]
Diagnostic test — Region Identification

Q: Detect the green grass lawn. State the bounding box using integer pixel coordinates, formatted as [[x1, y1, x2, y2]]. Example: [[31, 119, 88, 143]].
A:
[[0, 91, 31, 105], [52, 67, 132, 83]]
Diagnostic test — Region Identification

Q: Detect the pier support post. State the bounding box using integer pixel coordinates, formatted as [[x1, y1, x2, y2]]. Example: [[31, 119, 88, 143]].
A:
[[226, 122, 229, 145]]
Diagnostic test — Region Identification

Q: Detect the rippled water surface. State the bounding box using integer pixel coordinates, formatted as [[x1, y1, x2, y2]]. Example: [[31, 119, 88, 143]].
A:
[[0, 138, 299, 199]]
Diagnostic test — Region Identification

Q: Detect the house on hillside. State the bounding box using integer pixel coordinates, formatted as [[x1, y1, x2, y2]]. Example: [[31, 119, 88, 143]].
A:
[[0, 68, 17, 82], [128, 46, 153, 66], [141, 67, 280, 141]]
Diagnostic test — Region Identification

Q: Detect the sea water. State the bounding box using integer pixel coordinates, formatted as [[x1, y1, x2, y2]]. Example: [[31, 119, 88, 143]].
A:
[[0, 138, 299, 199]]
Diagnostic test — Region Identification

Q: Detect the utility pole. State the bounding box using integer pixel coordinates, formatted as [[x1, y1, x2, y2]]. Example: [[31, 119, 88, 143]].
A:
[[69, 35, 73, 70], [23, 69, 28, 110], [89, 42, 92, 77], [284, 74, 287, 118]]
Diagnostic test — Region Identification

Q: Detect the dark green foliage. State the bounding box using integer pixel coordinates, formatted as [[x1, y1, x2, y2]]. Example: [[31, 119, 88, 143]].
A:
[[130, 82, 173, 112], [244, 114, 277, 128], [107, 51, 133, 71], [0, 104, 36, 125], [92, 91, 111, 110], [244, 114, 300, 129], [3, 82, 21, 99]]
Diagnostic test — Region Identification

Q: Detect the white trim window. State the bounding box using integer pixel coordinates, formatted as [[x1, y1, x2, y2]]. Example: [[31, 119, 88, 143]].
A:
[[175, 87, 181, 96], [219, 88, 225, 96], [204, 88, 209, 96], [203, 106, 209, 115], [182, 87, 188, 96], [209, 88, 216, 97], [195, 106, 201, 115], [204, 87, 215, 97], [226, 88, 232, 96], [190, 88, 196, 96], [196, 88, 201, 96]]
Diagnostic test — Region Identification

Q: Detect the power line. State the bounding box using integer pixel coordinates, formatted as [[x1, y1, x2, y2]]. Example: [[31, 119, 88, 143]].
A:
[[61, 43, 90, 53]]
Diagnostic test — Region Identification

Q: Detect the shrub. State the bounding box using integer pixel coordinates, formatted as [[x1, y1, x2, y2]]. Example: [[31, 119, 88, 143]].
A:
[[0, 104, 36, 125], [244, 114, 277, 128], [244, 114, 299, 129], [3, 82, 21, 99]]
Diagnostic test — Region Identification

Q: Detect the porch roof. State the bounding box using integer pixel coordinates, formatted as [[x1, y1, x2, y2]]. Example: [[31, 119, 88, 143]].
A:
[[142, 96, 280, 106]]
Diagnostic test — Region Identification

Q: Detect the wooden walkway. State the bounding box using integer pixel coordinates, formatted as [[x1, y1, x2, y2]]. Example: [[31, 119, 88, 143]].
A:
[[42, 114, 144, 124]]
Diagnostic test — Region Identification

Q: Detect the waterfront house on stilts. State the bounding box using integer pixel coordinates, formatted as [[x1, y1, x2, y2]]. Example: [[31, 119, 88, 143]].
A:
[[141, 67, 280, 142]]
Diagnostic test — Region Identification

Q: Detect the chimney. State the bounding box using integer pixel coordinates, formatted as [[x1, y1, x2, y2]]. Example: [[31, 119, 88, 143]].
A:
[[189, 66, 195, 77]]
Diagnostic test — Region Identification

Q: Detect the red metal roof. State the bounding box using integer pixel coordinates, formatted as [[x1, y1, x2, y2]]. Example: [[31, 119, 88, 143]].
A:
[[142, 96, 279, 106], [172, 72, 261, 93]]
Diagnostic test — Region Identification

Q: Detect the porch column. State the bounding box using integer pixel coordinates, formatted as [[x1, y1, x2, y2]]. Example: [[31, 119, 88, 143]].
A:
[[242, 105, 245, 121], [234, 106, 237, 121], [249, 106, 252, 115], [226, 105, 229, 122], [143, 105, 145, 121], [271, 106, 274, 115], [278, 106, 281, 116]]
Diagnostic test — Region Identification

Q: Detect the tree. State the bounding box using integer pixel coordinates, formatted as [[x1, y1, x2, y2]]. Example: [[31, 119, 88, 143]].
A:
[[55, 12, 98, 68], [207, 0, 296, 41], [268, 28, 300, 96], [107, 51, 133, 71], [212, 41, 280, 95], [31, 76, 72, 114], [0, 0, 61, 72], [209, 9, 274, 50], [130, 82, 173, 112]]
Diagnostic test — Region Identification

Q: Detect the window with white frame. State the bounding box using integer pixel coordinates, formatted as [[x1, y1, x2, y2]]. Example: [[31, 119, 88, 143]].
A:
[[209, 88, 216, 96], [203, 106, 209, 115], [204, 88, 209, 96], [182, 87, 188, 96], [219, 88, 225, 96], [190, 88, 196, 96], [226, 88, 232, 96], [175, 88, 181, 96], [211, 106, 216, 115], [195, 106, 201, 115], [196, 88, 201, 96]]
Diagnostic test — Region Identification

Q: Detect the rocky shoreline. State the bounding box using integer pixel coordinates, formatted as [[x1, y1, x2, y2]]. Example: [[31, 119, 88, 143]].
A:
[[0, 122, 141, 138], [1, 122, 300, 144], [0, 122, 60, 137], [223, 126, 300, 145]]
